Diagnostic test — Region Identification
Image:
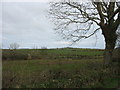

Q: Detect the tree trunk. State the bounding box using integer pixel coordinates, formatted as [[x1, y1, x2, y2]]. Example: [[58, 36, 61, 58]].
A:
[[104, 43, 114, 65], [101, 24, 117, 65]]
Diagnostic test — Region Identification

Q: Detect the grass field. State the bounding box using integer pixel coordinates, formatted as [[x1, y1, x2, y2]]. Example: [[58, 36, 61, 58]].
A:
[[2, 48, 119, 88], [2, 48, 104, 60]]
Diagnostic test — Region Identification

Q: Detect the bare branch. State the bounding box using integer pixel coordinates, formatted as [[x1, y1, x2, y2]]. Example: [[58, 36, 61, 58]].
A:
[[71, 28, 100, 43], [9, 43, 20, 50], [49, 0, 119, 44]]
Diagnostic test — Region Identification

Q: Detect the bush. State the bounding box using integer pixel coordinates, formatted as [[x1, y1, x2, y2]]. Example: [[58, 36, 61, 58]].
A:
[[2, 49, 28, 60]]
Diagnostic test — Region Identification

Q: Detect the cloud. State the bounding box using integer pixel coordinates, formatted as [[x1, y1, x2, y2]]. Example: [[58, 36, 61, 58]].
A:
[[2, 2, 51, 47], [1, 0, 50, 2], [1, 2, 105, 49], [53, 41, 71, 45]]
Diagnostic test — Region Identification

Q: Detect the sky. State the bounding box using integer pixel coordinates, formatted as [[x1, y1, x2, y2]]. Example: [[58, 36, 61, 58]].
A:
[[1, 0, 107, 49]]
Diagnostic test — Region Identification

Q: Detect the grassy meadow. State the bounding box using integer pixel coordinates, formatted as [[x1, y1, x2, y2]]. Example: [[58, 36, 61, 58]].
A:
[[2, 48, 119, 88]]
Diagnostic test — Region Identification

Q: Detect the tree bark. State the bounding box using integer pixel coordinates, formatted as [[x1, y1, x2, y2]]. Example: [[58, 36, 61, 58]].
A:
[[104, 42, 114, 65], [101, 24, 117, 65]]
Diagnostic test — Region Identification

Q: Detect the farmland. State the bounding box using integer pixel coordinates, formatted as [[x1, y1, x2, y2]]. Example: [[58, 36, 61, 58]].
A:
[[2, 48, 103, 60], [2, 48, 119, 88]]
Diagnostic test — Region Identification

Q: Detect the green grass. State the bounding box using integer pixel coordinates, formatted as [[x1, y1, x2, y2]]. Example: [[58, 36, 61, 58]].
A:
[[46, 48, 103, 55], [2, 48, 118, 88], [2, 48, 104, 60], [2, 59, 118, 88]]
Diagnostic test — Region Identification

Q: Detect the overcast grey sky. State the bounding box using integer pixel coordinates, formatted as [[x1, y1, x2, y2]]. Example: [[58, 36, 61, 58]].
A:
[[1, 1, 106, 49]]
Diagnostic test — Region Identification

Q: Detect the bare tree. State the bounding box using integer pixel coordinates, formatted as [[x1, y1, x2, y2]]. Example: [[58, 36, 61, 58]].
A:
[[9, 43, 20, 50], [49, 0, 120, 65], [33, 45, 38, 49], [41, 46, 47, 49]]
